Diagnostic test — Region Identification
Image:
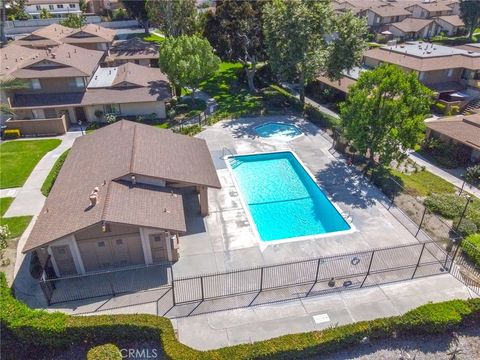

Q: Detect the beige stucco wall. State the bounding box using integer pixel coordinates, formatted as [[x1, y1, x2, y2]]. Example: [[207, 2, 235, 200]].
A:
[[5, 116, 68, 135], [84, 101, 166, 122]]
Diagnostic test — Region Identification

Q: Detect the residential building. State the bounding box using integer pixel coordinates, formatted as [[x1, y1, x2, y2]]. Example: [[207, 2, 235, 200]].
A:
[[361, 5, 413, 29], [425, 114, 480, 164], [315, 42, 480, 112], [87, 0, 120, 14], [435, 15, 466, 36], [406, 1, 454, 18], [13, 23, 116, 51], [1, 43, 171, 135], [25, 0, 82, 19], [23, 120, 221, 276], [104, 37, 160, 67], [388, 18, 442, 39]]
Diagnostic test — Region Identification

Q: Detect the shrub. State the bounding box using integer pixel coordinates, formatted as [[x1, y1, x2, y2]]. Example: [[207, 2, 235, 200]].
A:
[[112, 7, 127, 21], [465, 165, 480, 188], [94, 110, 104, 120], [456, 218, 478, 237], [87, 344, 122, 360], [425, 193, 466, 219], [3, 129, 20, 139], [461, 234, 480, 267], [105, 113, 117, 124], [304, 104, 341, 130], [41, 149, 70, 197], [433, 102, 447, 114], [447, 105, 460, 116]]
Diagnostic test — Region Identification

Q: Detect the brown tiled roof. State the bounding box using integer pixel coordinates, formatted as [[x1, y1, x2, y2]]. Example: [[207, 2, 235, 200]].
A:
[[2, 43, 103, 79], [83, 86, 171, 105], [368, 5, 412, 18], [408, 2, 453, 13], [111, 62, 168, 87], [316, 74, 357, 93], [436, 15, 465, 27], [106, 37, 159, 62], [389, 18, 435, 33], [23, 120, 220, 252], [456, 43, 480, 53], [14, 23, 115, 48], [426, 114, 480, 150], [364, 46, 480, 71]]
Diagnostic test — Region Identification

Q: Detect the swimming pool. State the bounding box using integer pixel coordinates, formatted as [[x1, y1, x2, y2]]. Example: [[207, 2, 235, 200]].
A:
[[229, 151, 351, 242], [254, 123, 302, 140]]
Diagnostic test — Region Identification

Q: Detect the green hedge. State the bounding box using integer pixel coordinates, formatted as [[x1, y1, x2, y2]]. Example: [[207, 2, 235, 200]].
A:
[[40, 149, 70, 197], [461, 234, 480, 267], [1, 273, 480, 359], [87, 344, 122, 360]]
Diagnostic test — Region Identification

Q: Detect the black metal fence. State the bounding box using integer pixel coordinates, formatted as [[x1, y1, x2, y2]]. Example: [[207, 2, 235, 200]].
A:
[[450, 240, 480, 295], [171, 240, 454, 306]]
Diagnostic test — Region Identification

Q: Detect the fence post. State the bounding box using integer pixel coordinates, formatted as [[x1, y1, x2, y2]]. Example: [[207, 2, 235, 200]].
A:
[[260, 267, 264, 292], [450, 237, 464, 272], [314, 258, 321, 283], [360, 250, 375, 288], [109, 271, 116, 297], [411, 243, 426, 279], [200, 276, 205, 301], [415, 207, 427, 237], [170, 267, 176, 306]]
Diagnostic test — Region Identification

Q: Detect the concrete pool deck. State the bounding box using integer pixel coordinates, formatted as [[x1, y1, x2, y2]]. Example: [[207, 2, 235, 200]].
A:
[[172, 115, 423, 278]]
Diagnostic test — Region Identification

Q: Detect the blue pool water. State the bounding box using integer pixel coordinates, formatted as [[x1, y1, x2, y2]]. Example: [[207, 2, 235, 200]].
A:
[[229, 152, 350, 242], [254, 123, 302, 139]]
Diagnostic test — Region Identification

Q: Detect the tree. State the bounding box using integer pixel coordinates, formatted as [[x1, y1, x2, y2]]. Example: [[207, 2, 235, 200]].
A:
[[39, 8, 52, 19], [59, 14, 86, 28], [159, 35, 220, 100], [145, 0, 198, 37], [460, 0, 480, 40], [204, 0, 265, 93], [340, 64, 433, 166], [121, 0, 149, 34], [263, 0, 367, 103], [79, 0, 88, 12], [464, 165, 480, 188], [0, 78, 28, 116], [6, 0, 30, 20]]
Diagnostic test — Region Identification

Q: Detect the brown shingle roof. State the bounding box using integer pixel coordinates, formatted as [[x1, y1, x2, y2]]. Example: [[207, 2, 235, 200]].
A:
[[436, 15, 465, 27], [364, 46, 480, 71], [368, 5, 412, 18], [23, 120, 220, 252], [389, 18, 435, 33], [14, 23, 115, 48], [316, 74, 357, 93], [409, 2, 453, 13], [2, 43, 103, 79], [111, 62, 168, 87], [426, 114, 480, 150], [106, 37, 159, 62]]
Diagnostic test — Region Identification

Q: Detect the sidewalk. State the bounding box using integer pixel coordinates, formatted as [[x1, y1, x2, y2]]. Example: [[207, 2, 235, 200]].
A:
[[408, 151, 480, 198], [4, 131, 82, 217]]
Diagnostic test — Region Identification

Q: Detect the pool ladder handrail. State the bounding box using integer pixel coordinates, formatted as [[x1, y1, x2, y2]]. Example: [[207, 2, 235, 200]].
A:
[[341, 211, 353, 224], [222, 147, 235, 159]]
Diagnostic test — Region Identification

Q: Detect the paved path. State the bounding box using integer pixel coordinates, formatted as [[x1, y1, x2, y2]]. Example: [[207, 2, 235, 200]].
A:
[[4, 131, 83, 217], [408, 151, 480, 198], [0, 187, 20, 198]]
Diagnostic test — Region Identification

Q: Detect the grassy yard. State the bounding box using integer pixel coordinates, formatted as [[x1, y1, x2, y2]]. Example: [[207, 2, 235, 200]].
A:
[[41, 149, 70, 197], [0, 140, 61, 189], [127, 31, 165, 44], [0, 198, 32, 239], [199, 62, 263, 119], [389, 168, 455, 197]]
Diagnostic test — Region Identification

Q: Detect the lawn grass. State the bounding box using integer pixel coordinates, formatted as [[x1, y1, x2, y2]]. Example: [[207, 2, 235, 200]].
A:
[[199, 62, 263, 119], [0, 139, 61, 189], [127, 32, 165, 44], [0, 198, 32, 239], [389, 168, 455, 197], [41, 149, 70, 197]]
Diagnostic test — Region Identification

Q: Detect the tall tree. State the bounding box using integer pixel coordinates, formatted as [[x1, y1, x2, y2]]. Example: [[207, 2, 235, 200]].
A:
[[59, 14, 86, 28], [121, 0, 150, 34], [204, 0, 266, 92], [6, 0, 30, 20], [146, 0, 198, 37], [459, 0, 480, 41], [263, 0, 367, 103], [39, 8, 52, 19], [0, 78, 28, 116], [159, 35, 220, 100], [340, 64, 433, 166]]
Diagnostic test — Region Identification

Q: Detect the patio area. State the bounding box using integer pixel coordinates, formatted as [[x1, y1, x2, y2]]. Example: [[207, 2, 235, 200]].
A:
[[172, 115, 423, 278]]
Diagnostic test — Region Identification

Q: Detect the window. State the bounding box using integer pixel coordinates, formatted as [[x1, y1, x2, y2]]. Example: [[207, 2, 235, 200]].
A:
[[49, 4, 54, 10], [134, 60, 140, 65], [447, 69, 454, 78], [419, 72, 426, 81], [116, 239, 123, 245], [57, 4, 64, 8], [69, 77, 84, 88], [98, 241, 105, 247], [30, 79, 41, 89], [36, 5, 41, 10], [69, 3, 76, 8], [104, 104, 120, 114]]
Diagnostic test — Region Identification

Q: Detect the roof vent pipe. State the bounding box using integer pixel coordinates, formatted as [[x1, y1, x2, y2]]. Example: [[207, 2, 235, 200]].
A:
[[89, 187, 100, 207], [131, 175, 136, 185]]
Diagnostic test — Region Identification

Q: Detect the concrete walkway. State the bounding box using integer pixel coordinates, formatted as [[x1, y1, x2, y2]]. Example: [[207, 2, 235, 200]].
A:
[[173, 274, 475, 350], [0, 187, 20, 198], [408, 151, 480, 198], [4, 131, 82, 217]]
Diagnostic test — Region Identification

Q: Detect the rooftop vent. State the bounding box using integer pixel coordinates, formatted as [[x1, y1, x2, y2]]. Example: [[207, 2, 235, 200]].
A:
[[131, 175, 136, 185], [89, 187, 100, 207]]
